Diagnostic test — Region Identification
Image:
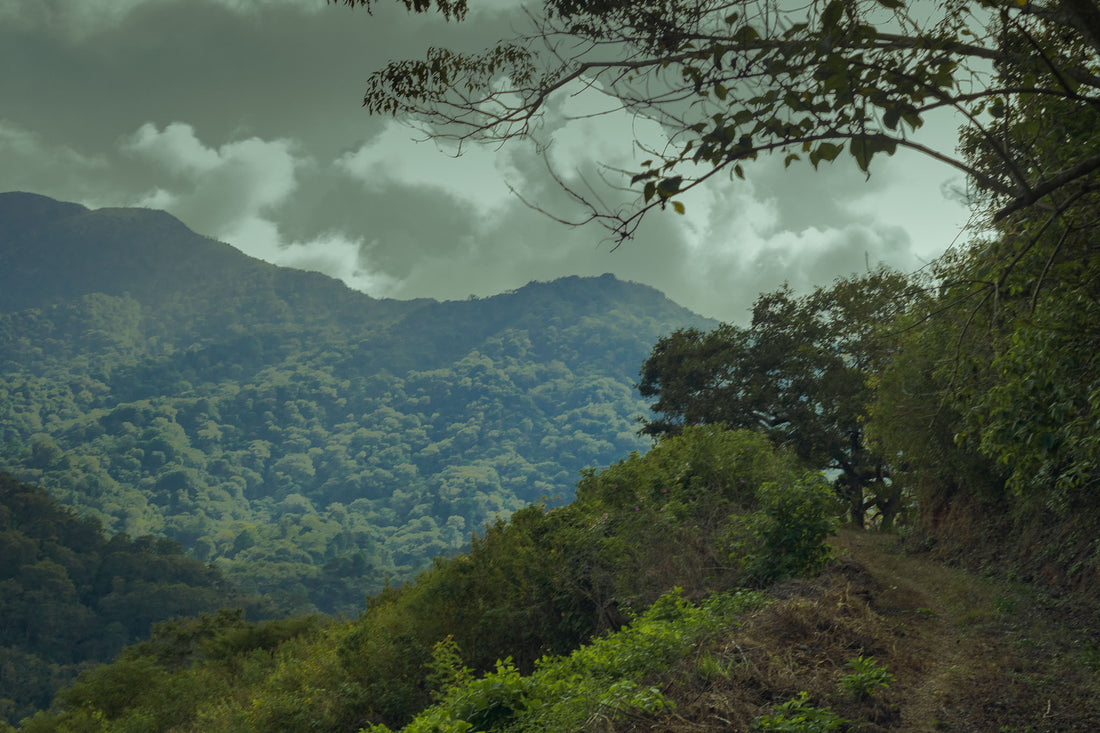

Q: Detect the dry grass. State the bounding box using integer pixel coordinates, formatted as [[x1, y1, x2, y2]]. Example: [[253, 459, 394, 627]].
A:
[[624, 529, 1100, 732]]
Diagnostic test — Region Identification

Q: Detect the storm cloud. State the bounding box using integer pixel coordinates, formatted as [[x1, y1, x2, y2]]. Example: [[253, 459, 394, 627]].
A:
[[0, 0, 970, 323]]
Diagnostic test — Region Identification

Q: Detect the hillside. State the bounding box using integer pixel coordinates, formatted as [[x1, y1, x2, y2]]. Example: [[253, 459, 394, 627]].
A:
[[376, 530, 1100, 732], [12, 429, 1098, 731], [0, 473, 251, 724], [0, 192, 715, 616]]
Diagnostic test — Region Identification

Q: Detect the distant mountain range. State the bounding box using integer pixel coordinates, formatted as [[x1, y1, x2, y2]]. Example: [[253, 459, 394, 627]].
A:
[[0, 192, 716, 615]]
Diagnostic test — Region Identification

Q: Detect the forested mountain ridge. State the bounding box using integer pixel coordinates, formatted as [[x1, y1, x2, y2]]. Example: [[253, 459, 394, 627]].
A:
[[0, 192, 715, 617], [0, 192, 422, 349]]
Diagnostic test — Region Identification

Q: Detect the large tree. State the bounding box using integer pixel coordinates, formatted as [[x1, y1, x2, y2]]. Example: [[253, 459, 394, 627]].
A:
[[637, 269, 916, 527], [338, 0, 1100, 247]]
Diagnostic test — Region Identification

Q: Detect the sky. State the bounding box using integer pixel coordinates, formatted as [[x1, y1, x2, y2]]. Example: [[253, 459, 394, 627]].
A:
[[0, 0, 975, 324]]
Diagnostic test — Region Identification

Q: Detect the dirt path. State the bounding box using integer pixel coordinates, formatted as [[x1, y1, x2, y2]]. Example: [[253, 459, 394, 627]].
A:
[[830, 530, 1100, 731]]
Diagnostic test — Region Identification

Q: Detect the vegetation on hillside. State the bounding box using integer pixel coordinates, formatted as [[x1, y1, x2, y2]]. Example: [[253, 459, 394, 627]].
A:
[[0, 473, 250, 724], [0, 196, 713, 617], [11, 457, 1100, 731], [10, 427, 840, 731], [638, 268, 915, 529]]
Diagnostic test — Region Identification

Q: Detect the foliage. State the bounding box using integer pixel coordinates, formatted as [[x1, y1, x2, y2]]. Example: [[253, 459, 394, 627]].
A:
[[866, 43, 1100, 582], [344, 0, 1100, 243], [639, 270, 915, 526], [13, 426, 823, 732], [752, 692, 845, 732], [730, 475, 837, 585], [15, 610, 332, 733], [387, 587, 763, 733], [0, 473, 248, 725], [838, 655, 894, 700], [333, 425, 818, 727], [752, 655, 893, 729]]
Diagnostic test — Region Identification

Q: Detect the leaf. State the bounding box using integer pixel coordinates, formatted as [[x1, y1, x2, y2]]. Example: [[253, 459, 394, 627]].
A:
[[821, 0, 845, 30], [734, 25, 760, 42], [656, 176, 683, 198], [901, 110, 923, 129], [849, 135, 897, 171], [850, 137, 873, 171], [672, 201, 686, 215], [875, 0, 904, 7], [809, 142, 843, 168]]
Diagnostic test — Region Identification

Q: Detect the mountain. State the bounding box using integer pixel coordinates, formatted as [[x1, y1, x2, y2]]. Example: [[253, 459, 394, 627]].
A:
[[0, 192, 716, 616], [0, 192, 421, 347]]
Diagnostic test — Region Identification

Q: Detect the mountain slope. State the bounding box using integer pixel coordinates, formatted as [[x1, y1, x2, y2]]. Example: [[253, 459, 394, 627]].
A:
[[0, 472, 249, 725], [16, 473, 1099, 732], [0, 192, 421, 343], [0, 192, 715, 615]]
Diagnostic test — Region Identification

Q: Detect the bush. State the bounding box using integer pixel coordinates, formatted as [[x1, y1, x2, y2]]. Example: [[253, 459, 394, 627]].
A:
[[730, 474, 837, 585], [393, 588, 766, 733]]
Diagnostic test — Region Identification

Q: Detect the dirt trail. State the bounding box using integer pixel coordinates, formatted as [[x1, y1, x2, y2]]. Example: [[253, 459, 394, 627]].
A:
[[830, 530, 1100, 731]]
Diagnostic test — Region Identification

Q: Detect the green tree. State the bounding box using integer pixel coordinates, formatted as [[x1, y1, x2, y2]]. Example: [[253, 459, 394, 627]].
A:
[[867, 50, 1100, 579], [340, 0, 1100, 244], [639, 270, 914, 527]]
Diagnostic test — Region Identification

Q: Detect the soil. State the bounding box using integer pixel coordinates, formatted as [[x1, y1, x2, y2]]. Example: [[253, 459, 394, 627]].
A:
[[824, 530, 1100, 731]]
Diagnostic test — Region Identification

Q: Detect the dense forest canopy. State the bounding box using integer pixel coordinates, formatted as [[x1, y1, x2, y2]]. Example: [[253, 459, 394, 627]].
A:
[[0, 473, 248, 724], [0, 193, 714, 618]]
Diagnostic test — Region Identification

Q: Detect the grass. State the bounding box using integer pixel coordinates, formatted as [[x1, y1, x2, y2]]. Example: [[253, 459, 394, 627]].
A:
[[641, 529, 1100, 731]]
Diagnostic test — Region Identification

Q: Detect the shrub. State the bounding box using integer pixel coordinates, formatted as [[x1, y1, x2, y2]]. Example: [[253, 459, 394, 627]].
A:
[[752, 691, 845, 732], [838, 655, 894, 700], [393, 588, 766, 733], [730, 474, 837, 585]]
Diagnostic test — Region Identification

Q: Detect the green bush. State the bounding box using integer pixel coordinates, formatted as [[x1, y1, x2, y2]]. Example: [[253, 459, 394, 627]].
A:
[[392, 588, 765, 733], [730, 474, 837, 584]]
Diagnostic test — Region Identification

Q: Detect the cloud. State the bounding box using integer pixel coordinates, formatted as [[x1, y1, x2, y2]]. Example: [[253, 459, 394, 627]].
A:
[[277, 232, 401, 295], [0, 120, 110, 201], [319, 75, 937, 324], [122, 122, 396, 295], [123, 122, 300, 250], [0, 0, 320, 37], [126, 122, 223, 177], [0, 0, 971, 326], [337, 122, 517, 218]]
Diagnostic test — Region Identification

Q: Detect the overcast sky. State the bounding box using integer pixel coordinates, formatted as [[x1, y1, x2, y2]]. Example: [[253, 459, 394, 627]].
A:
[[0, 0, 974, 323]]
